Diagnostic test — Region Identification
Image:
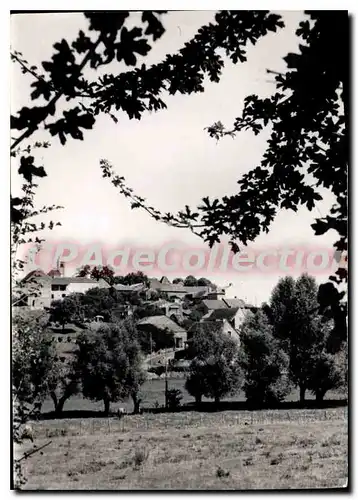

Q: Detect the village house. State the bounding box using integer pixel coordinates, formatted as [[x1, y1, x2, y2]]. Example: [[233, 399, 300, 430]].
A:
[[148, 277, 226, 301], [199, 299, 257, 345], [201, 308, 242, 344], [18, 263, 110, 309], [137, 315, 187, 350]]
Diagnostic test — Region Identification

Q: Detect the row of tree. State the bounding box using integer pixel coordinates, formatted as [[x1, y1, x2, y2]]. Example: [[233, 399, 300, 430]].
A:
[[13, 313, 145, 416], [186, 274, 347, 407], [76, 266, 216, 289]]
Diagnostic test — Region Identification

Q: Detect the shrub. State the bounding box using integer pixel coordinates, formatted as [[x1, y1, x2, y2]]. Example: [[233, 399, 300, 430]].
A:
[[133, 448, 149, 469], [307, 350, 344, 402], [216, 466, 230, 478], [166, 389, 182, 409], [148, 366, 165, 377]]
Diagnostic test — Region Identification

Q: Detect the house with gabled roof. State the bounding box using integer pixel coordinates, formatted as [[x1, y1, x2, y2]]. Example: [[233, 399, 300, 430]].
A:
[[137, 315, 187, 350], [201, 307, 241, 344], [113, 282, 146, 293], [202, 299, 228, 313], [199, 300, 257, 345], [222, 298, 246, 309], [148, 277, 226, 301], [19, 262, 109, 309]]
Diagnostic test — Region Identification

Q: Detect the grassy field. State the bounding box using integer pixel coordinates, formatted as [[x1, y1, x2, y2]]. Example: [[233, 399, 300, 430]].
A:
[[41, 377, 346, 414], [19, 407, 348, 490]]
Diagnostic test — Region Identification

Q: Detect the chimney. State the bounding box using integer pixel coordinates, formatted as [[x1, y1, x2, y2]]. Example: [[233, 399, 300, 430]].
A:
[[59, 261, 65, 277]]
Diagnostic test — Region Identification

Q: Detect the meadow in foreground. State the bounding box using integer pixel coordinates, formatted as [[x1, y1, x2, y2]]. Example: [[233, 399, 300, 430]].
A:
[[21, 407, 347, 490]]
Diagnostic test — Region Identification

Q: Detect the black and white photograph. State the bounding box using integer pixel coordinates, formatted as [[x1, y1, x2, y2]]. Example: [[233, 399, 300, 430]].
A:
[[10, 7, 349, 491]]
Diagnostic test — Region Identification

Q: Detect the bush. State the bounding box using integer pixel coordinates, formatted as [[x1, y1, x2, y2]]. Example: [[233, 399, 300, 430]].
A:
[[166, 389, 182, 409], [133, 448, 149, 469], [307, 351, 344, 402], [216, 466, 230, 478], [148, 366, 165, 377]]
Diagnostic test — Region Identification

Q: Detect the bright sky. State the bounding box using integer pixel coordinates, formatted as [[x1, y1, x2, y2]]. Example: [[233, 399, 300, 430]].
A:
[[11, 11, 339, 304]]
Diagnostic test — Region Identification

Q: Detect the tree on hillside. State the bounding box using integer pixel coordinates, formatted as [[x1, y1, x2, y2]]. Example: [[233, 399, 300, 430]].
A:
[[173, 278, 184, 284], [13, 310, 55, 406], [332, 341, 348, 394], [133, 303, 164, 320], [239, 309, 291, 407], [307, 351, 344, 402], [76, 322, 145, 414], [114, 271, 150, 287], [185, 323, 242, 406], [268, 276, 296, 351], [289, 274, 334, 403], [181, 301, 207, 330], [12, 308, 56, 489], [75, 264, 91, 277], [184, 275, 198, 287], [82, 287, 124, 320], [49, 297, 78, 331], [48, 356, 80, 415], [13, 306, 80, 418], [136, 325, 175, 354], [49, 288, 125, 325], [317, 281, 347, 353], [185, 358, 208, 406], [268, 273, 343, 403], [197, 277, 216, 288], [90, 265, 115, 284]]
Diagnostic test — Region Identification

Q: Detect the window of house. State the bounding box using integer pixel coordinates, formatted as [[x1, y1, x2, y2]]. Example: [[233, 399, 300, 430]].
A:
[[62, 294, 66, 298], [59, 285, 67, 291], [51, 294, 54, 299], [51, 284, 59, 291], [32, 299, 35, 306]]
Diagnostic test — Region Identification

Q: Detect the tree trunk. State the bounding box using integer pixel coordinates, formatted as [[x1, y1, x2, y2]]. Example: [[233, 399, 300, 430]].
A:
[[195, 394, 202, 407], [104, 398, 110, 416], [316, 390, 325, 404], [55, 395, 68, 416], [299, 386, 306, 404], [51, 392, 69, 416], [132, 392, 141, 415], [50, 391, 58, 411]]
